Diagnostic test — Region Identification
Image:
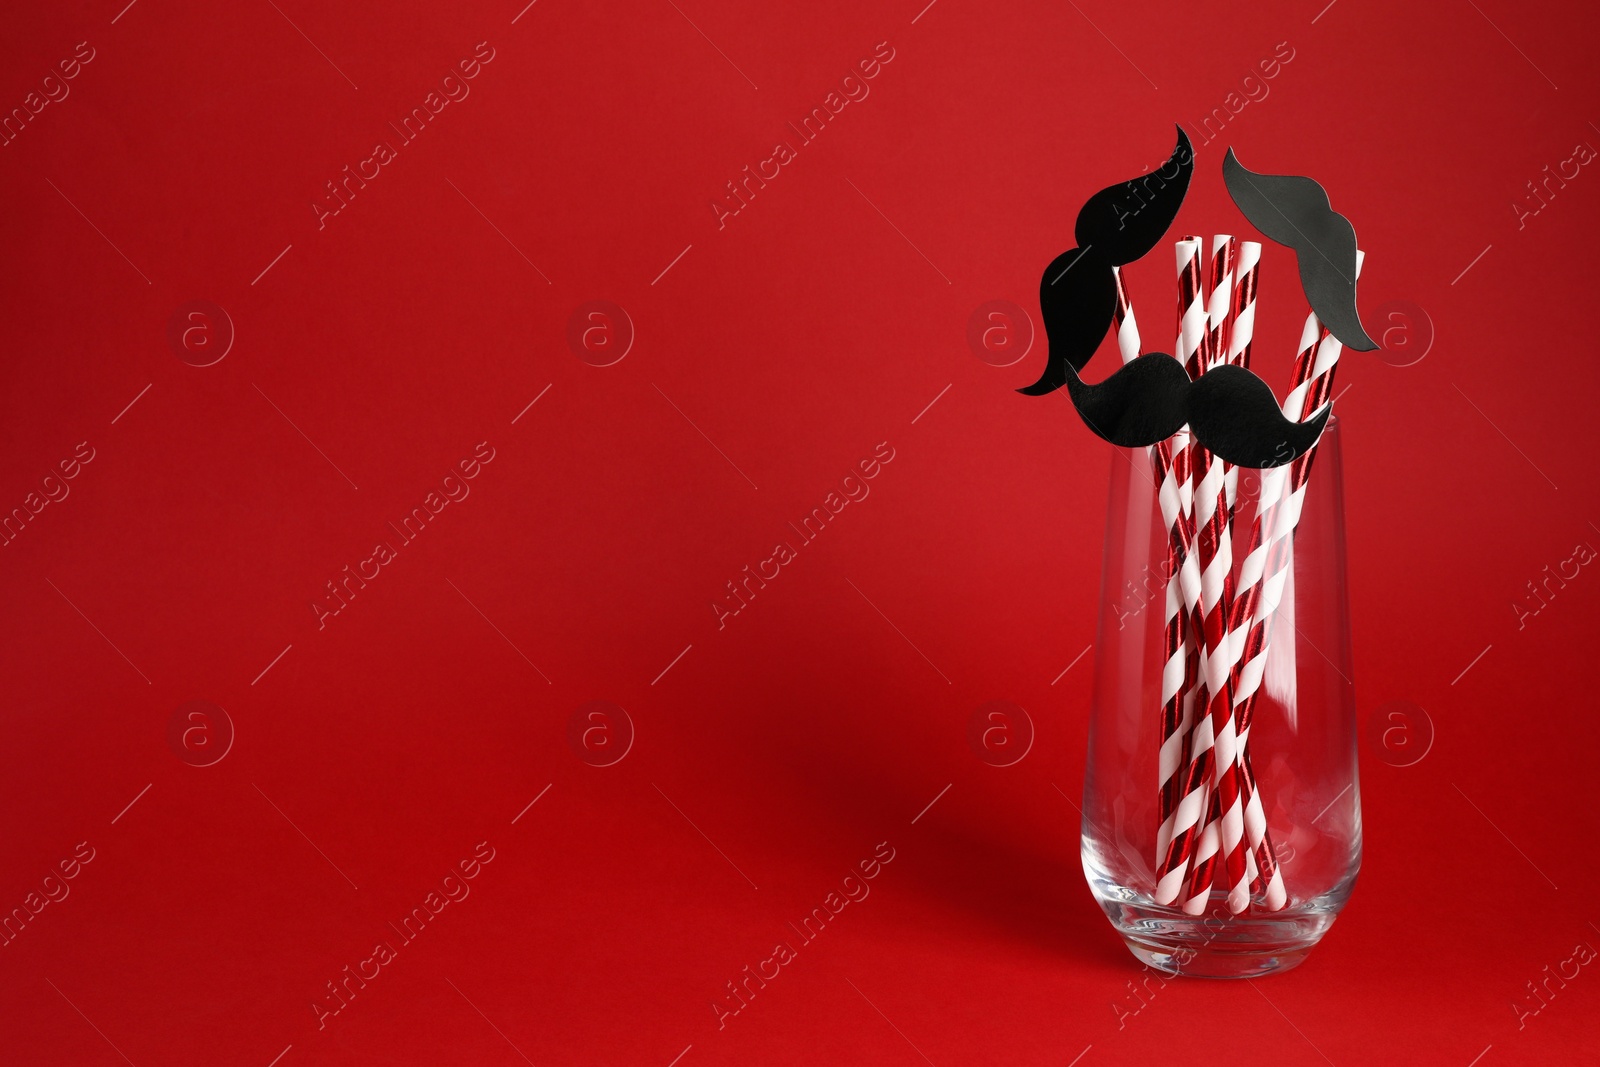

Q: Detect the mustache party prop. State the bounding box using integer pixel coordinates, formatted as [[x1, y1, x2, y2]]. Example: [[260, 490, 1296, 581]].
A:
[[1063, 346, 1192, 449], [1019, 128, 1366, 468], [1020, 127, 1193, 395], [1222, 149, 1377, 352], [1187, 363, 1328, 468]]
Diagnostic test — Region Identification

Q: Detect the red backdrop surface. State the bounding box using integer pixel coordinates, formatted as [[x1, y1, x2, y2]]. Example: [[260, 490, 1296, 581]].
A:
[[1, 1, 1597, 1064]]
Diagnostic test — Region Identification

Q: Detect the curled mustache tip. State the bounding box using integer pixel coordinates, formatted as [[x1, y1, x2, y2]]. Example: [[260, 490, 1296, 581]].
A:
[[1017, 367, 1067, 396], [1074, 127, 1195, 267], [1222, 148, 1378, 352]]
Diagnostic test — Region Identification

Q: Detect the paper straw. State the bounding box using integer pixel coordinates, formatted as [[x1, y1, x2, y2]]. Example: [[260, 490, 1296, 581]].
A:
[[1113, 266, 1141, 363], [1153, 239, 1218, 905], [1203, 235, 1236, 370], [1178, 237, 1247, 915], [1224, 251, 1365, 912], [1115, 268, 1200, 866], [1223, 241, 1260, 518], [1177, 237, 1207, 377], [1228, 242, 1261, 368]]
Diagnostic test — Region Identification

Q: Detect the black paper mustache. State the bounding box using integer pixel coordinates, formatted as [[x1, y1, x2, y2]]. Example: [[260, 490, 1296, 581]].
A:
[[1019, 127, 1370, 468], [1019, 127, 1194, 393], [1222, 149, 1377, 352]]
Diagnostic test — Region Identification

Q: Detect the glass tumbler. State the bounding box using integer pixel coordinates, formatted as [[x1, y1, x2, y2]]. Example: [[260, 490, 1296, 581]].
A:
[[1080, 419, 1360, 978]]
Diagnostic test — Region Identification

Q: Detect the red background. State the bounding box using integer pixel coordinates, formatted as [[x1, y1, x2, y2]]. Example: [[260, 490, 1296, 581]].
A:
[[1, 0, 1597, 1063]]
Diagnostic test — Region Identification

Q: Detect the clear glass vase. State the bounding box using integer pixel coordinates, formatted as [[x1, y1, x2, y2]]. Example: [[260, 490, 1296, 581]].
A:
[[1080, 419, 1360, 978]]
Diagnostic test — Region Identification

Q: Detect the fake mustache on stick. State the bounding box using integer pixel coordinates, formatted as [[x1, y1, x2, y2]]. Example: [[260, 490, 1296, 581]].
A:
[[1222, 149, 1377, 353], [1019, 127, 1371, 468]]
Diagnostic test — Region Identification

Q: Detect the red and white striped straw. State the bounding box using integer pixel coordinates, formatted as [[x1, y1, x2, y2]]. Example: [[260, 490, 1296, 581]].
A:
[[1236, 253, 1365, 739], [1174, 237, 1205, 539], [1221, 310, 1322, 910], [1228, 242, 1261, 368], [1188, 239, 1268, 912], [1179, 237, 1249, 915], [1284, 253, 1362, 421], [1160, 484, 1230, 918], [1223, 241, 1260, 517], [1182, 238, 1235, 909], [1153, 238, 1215, 904], [1177, 237, 1208, 378], [1115, 268, 1201, 866], [1113, 266, 1140, 363], [1224, 251, 1365, 912], [1154, 239, 1206, 880], [1203, 236, 1236, 370]]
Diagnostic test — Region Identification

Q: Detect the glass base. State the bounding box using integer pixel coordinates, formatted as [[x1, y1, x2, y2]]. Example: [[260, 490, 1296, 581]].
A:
[[1098, 892, 1342, 979], [1083, 841, 1359, 979]]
